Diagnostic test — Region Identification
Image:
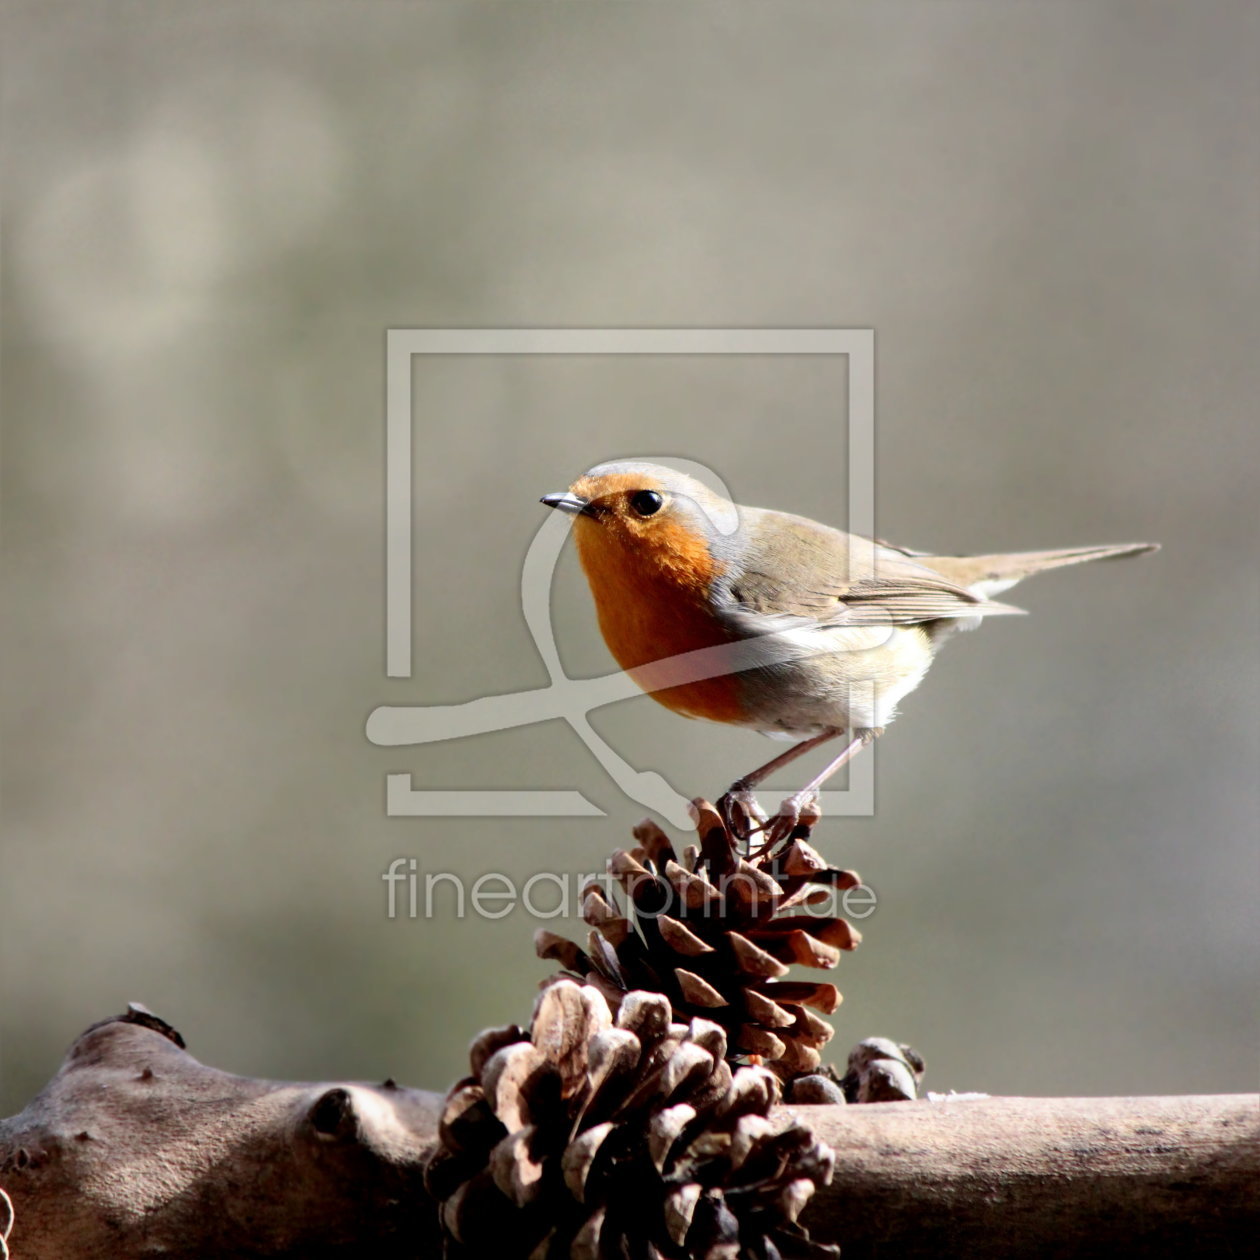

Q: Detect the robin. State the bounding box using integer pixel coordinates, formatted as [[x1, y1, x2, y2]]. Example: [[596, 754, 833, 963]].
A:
[[542, 460, 1157, 841]]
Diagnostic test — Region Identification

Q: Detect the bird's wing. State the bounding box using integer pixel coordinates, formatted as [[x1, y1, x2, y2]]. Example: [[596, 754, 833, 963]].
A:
[[871, 535, 932, 557], [722, 512, 1025, 629]]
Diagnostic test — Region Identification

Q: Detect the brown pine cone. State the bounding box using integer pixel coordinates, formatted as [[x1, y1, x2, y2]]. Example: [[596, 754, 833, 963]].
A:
[[425, 979, 838, 1259], [535, 803, 861, 1081], [839, 1038, 926, 1103]]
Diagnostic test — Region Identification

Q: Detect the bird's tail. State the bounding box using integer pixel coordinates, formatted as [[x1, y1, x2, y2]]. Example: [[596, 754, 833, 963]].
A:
[[926, 542, 1159, 598]]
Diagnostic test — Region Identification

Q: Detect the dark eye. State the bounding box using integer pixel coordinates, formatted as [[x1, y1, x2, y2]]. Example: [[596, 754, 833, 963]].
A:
[[629, 490, 664, 518]]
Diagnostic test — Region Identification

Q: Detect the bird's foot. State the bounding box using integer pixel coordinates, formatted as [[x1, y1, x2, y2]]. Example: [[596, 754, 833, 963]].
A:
[[719, 785, 825, 857], [717, 783, 770, 848], [753, 790, 823, 856]]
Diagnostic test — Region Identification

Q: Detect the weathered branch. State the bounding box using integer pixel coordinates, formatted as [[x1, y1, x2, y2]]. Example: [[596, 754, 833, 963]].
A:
[[1, 1009, 1256, 1257], [0, 1008, 444, 1259], [806, 1092, 1260, 1257]]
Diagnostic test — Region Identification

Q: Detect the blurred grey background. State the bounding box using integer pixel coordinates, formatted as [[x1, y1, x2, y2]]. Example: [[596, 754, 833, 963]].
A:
[[3, 2, 1256, 1113]]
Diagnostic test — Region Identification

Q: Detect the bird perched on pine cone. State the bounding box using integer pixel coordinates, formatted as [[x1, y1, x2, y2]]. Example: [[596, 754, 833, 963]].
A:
[[543, 460, 1156, 840]]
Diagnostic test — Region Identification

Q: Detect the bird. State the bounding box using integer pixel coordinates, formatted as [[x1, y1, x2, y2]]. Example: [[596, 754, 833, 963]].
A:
[[541, 460, 1157, 843]]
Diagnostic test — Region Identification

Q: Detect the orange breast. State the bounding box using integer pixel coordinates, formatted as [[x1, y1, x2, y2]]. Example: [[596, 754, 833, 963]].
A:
[[573, 516, 745, 725]]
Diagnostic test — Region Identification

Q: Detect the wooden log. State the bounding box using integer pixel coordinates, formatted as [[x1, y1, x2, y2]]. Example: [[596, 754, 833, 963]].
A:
[[2, 1008, 1256, 1257], [805, 1092, 1260, 1258], [0, 1007, 444, 1259]]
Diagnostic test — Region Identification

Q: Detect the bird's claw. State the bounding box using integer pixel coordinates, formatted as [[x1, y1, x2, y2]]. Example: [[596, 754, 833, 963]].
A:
[[717, 786, 769, 846], [718, 786, 822, 857], [755, 790, 822, 855]]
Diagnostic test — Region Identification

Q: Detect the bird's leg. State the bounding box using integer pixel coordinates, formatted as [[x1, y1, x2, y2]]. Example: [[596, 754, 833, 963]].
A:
[[717, 728, 846, 843], [760, 727, 883, 850]]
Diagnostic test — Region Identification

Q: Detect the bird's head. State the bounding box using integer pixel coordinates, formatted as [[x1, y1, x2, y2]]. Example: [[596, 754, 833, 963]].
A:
[[541, 460, 740, 594]]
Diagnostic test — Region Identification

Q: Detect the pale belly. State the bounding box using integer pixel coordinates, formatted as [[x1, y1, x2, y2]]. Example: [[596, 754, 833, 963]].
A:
[[730, 623, 937, 738]]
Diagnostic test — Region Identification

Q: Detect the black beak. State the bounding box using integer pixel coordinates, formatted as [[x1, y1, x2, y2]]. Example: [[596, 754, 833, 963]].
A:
[[540, 492, 590, 516]]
